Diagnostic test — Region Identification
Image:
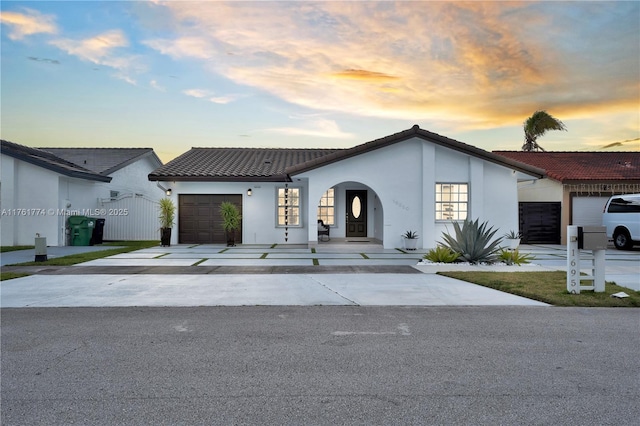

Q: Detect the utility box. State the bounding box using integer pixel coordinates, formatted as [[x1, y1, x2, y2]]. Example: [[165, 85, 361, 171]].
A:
[[35, 236, 47, 262], [578, 226, 608, 250]]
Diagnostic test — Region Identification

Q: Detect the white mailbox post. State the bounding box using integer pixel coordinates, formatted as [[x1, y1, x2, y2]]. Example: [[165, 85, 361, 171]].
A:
[[567, 226, 606, 294]]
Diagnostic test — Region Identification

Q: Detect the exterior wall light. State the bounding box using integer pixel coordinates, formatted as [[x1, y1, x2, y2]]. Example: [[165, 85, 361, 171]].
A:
[[247, 188, 252, 196], [166, 188, 172, 196]]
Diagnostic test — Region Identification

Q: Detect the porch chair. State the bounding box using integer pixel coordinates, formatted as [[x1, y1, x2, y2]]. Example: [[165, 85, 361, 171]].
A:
[[317, 219, 330, 242]]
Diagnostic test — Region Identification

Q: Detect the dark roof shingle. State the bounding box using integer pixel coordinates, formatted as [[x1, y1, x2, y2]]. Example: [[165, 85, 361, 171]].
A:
[[493, 151, 640, 181], [149, 148, 340, 182], [1, 140, 111, 182], [41, 147, 161, 175]]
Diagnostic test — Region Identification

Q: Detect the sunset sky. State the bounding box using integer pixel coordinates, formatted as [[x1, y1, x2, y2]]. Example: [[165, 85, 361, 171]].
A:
[[1, 1, 638, 163]]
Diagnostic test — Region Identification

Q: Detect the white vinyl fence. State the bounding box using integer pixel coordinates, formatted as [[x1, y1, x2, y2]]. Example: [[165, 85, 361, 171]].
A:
[[98, 194, 160, 241]]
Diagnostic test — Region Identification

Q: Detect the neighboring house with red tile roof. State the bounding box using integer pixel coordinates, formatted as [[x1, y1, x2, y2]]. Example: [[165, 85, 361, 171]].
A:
[[1, 141, 163, 246], [148, 125, 545, 249], [493, 151, 640, 245]]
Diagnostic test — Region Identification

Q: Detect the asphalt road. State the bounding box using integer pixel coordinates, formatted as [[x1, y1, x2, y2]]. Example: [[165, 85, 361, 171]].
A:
[[2, 306, 638, 425]]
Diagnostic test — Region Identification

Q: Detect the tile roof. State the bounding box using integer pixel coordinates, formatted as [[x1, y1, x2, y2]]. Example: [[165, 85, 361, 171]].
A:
[[41, 147, 162, 175], [493, 151, 640, 181], [148, 147, 340, 182], [1, 140, 111, 182]]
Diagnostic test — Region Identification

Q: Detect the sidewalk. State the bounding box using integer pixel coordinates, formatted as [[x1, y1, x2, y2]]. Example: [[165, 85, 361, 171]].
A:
[[0, 272, 550, 307]]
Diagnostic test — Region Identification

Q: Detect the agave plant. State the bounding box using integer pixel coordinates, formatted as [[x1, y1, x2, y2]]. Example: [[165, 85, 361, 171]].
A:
[[403, 230, 419, 239], [441, 218, 503, 264]]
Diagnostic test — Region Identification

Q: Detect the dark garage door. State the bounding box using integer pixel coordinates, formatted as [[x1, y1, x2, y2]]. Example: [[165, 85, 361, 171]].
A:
[[179, 194, 242, 244], [519, 202, 561, 244]]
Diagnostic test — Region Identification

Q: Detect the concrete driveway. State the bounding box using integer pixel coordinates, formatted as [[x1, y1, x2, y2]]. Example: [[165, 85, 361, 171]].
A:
[[1, 243, 637, 307]]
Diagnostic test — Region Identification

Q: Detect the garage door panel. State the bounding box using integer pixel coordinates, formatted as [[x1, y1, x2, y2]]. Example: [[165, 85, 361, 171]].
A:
[[572, 196, 609, 227], [196, 219, 213, 229], [179, 194, 242, 244], [181, 221, 196, 231], [180, 195, 197, 205], [519, 202, 561, 244]]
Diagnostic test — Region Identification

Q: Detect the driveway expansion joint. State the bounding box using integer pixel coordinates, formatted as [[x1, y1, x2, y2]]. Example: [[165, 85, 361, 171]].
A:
[[2, 265, 423, 275], [308, 275, 359, 306]]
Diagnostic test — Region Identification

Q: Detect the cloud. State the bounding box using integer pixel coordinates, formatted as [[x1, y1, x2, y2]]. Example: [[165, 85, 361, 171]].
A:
[[50, 29, 129, 65], [264, 119, 355, 139], [142, 37, 217, 60], [144, 1, 638, 131], [183, 88, 210, 98], [150, 80, 165, 91], [49, 29, 145, 82], [27, 56, 60, 65], [182, 88, 243, 104], [209, 95, 241, 104], [600, 138, 640, 151], [331, 69, 399, 81], [0, 8, 57, 40]]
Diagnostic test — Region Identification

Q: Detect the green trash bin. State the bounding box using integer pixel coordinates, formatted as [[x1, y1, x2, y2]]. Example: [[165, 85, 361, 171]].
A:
[[68, 216, 96, 246]]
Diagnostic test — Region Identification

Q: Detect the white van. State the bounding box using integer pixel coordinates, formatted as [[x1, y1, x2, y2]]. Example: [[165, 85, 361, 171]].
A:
[[602, 194, 640, 250]]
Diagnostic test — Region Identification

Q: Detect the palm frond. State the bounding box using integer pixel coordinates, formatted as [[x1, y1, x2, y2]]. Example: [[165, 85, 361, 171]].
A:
[[522, 110, 567, 152]]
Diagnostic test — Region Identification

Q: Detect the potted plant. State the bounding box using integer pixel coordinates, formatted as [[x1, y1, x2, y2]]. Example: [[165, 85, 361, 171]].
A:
[[158, 197, 176, 247], [503, 230, 522, 250], [403, 230, 419, 250], [220, 201, 242, 246]]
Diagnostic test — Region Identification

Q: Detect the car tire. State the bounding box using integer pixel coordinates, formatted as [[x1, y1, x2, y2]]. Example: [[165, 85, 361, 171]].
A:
[[613, 229, 633, 250]]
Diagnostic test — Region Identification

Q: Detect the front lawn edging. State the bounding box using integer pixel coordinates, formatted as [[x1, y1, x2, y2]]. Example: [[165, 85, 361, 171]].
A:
[[437, 270, 640, 307]]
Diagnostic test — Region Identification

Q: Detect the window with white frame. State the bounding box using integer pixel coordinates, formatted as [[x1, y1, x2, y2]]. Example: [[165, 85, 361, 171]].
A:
[[435, 183, 468, 220], [317, 188, 335, 225], [277, 187, 300, 226]]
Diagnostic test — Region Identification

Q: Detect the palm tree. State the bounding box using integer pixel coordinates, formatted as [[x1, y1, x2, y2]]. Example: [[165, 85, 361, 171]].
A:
[[522, 110, 567, 151]]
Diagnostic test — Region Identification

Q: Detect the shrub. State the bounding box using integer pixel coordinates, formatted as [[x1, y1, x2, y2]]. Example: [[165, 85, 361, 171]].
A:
[[158, 198, 175, 229], [499, 249, 535, 265], [423, 245, 460, 263], [441, 218, 503, 264], [220, 201, 242, 231]]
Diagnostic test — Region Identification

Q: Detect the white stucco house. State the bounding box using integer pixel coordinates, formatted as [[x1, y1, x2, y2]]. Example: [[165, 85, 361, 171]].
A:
[[148, 125, 545, 249], [1, 140, 163, 246]]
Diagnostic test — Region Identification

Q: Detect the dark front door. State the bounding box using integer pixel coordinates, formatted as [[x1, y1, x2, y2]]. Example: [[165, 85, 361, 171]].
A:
[[179, 194, 242, 244], [346, 190, 367, 237]]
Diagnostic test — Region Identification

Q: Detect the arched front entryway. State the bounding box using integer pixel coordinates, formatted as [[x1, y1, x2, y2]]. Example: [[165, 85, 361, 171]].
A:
[[311, 181, 384, 245]]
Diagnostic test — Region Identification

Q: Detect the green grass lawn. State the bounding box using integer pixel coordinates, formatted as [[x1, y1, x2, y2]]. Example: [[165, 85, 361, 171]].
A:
[[439, 271, 640, 307], [1, 245, 34, 253], [1, 241, 159, 280], [9, 240, 159, 266], [0, 272, 31, 281]]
